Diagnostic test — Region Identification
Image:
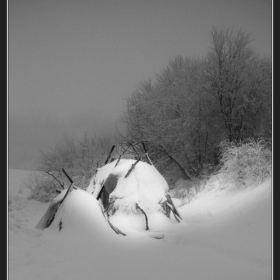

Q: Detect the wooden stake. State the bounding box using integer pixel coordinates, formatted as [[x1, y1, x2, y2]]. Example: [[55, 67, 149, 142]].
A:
[[104, 145, 115, 165], [96, 185, 105, 200], [124, 158, 141, 178], [62, 168, 73, 184], [142, 142, 153, 165]]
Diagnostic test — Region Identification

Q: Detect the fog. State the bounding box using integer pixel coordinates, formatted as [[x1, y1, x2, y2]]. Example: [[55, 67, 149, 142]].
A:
[[8, 0, 272, 170]]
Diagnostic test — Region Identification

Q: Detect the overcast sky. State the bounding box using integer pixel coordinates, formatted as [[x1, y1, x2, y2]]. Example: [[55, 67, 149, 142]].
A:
[[8, 0, 272, 170]]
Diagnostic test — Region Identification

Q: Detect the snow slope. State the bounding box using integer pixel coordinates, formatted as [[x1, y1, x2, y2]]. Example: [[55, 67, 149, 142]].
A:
[[8, 169, 272, 280]]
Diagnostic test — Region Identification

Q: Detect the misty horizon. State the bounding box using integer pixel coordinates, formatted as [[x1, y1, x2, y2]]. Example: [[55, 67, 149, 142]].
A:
[[8, 0, 272, 170]]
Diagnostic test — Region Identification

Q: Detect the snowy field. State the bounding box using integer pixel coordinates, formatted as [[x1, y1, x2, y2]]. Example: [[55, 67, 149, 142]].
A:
[[8, 168, 272, 280]]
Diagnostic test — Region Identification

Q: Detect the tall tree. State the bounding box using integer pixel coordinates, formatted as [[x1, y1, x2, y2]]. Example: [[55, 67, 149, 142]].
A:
[[204, 27, 271, 141], [120, 56, 214, 179], [120, 27, 271, 181]]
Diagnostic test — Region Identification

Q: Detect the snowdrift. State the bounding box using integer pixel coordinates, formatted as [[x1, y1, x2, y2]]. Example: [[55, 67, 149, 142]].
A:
[[35, 159, 182, 238], [9, 168, 272, 280]]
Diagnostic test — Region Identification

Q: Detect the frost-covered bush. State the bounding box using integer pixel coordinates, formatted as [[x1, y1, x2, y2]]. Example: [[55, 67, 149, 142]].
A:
[[169, 179, 197, 205], [27, 133, 114, 202], [219, 138, 271, 185], [25, 171, 91, 203], [25, 172, 63, 203]]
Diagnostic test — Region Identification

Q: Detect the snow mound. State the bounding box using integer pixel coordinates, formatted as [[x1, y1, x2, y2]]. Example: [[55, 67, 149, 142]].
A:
[[108, 160, 168, 211], [89, 159, 168, 204], [45, 189, 120, 240], [86, 159, 179, 231], [9, 169, 272, 280], [179, 175, 272, 225]]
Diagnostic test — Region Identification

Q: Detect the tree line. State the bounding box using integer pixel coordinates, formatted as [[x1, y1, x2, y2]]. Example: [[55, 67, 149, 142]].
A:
[[117, 27, 272, 180], [33, 26, 271, 193]]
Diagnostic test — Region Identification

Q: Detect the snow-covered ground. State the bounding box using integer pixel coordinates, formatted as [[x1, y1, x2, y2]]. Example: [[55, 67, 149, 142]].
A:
[[8, 168, 272, 280]]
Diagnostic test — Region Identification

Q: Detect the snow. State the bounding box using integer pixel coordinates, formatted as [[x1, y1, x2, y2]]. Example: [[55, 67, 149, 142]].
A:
[[89, 159, 168, 206], [8, 168, 272, 280], [87, 159, 171, 231], [107, 160, 168, 210]]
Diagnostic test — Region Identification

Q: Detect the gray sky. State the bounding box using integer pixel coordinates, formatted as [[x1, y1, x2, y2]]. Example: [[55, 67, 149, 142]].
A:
[[8, 0, 272, 170]]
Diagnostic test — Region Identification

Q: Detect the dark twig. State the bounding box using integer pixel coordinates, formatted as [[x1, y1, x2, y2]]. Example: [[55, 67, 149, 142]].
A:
[[46, 171, 65, 189], [59, 183, 74, 205], [142, 142, 147, 153], [142, 142, 153, 165], [130, 143, 140, 158], [115, 143, 132, 167], [115, 155, 122, 167], [96, 185, 105, 200], [136, 203, 149, 231], [165, 193, 182, 222], [104, 145, 115, 165], [62, 168, 73, 184], [124, 158, 141, 178]]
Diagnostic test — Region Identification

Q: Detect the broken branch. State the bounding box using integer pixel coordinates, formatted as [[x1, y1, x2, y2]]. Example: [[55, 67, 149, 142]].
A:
[[136, 203, 149, 231]]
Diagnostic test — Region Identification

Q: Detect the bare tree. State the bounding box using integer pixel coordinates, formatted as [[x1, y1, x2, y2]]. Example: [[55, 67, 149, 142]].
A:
[[120, 56, 214, 180], [119, 27, 271, 182], [204, 26, 271, 141]]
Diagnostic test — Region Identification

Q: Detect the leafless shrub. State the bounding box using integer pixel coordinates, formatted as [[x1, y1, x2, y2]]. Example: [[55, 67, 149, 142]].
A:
[[219, 138, 271, 186], [24, 172, 60, 203]]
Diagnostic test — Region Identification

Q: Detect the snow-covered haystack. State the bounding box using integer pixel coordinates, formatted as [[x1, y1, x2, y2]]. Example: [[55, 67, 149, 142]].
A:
[[87, 159, 181, 232], [37, 188, 120, 241], [36, 157, 182, 239]]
